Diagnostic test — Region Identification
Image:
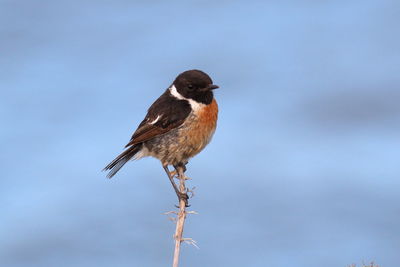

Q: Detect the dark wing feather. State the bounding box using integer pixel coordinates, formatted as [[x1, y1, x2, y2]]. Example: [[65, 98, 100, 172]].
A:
[[125, 89, 191, 147]]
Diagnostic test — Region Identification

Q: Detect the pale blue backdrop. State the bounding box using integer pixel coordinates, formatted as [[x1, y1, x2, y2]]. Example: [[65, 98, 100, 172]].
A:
[[1, 0, 399, 266]]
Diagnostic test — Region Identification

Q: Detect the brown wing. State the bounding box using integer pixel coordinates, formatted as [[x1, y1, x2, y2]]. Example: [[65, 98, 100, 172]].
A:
[[125, 89, 192, 147]]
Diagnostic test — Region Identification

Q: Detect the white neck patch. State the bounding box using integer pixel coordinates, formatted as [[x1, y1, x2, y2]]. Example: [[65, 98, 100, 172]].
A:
[[169, 85, 205, 112]]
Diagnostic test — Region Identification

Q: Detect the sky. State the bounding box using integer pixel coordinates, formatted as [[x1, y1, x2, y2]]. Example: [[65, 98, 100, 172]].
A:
[[1, 0, 400, 266]]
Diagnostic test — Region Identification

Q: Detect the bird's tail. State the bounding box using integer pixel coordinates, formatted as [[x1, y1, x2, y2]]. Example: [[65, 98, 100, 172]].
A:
[[103, 144, 142, 178]]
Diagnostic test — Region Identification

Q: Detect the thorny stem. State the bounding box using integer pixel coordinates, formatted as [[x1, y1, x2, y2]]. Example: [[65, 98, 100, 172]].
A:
[[172, 166, 188, 267]]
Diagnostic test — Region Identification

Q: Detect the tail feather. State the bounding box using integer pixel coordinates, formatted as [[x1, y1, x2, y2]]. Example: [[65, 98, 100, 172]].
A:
[[103, 145, 141, 178]]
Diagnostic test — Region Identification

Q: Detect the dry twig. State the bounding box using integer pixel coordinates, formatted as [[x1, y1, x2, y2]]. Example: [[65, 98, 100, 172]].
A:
[[172, 166, 189, 267]]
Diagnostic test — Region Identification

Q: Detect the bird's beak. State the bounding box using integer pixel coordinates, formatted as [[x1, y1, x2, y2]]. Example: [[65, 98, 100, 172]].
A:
[[200, 84, 219, 92], [207, 84, 219, 90]]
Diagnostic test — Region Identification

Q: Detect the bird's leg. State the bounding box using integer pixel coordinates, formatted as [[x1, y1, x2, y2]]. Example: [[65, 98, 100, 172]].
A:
[[171, 164, 190, 180], [163, 164, 189, 206], [163, 165, 180, 195], [173, 162, 190, 180], [167, 161, 188, 179], [175, 163, 187, 173], [174, 163, 190, 207]]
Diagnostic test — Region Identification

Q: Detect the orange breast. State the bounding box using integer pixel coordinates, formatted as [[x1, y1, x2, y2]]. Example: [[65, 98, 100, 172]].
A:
[[197, 98, 218, 130], [183, 99, 218, 157]]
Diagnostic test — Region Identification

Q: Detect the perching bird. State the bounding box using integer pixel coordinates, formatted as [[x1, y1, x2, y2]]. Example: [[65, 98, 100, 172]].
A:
[[103, 69, 218, 203]]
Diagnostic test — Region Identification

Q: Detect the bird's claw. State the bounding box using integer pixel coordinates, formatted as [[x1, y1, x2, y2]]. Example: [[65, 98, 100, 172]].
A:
[[176, 192, 190, 207]]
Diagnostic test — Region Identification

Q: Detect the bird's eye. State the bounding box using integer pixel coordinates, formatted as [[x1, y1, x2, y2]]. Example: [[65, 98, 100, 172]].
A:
[[187, 84, 194, 90]]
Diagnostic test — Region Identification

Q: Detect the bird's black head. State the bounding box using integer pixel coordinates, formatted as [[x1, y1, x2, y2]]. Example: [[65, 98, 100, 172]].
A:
[[173, 69, 219, 104]]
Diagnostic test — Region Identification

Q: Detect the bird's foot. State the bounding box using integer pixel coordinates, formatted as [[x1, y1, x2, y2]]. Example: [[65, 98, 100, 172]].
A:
[[176, 192, 190, 207], [173, 163, 187, 173]]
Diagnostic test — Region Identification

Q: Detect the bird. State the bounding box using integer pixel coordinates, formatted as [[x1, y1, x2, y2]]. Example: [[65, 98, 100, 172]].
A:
[[103, 69, 219, 203]]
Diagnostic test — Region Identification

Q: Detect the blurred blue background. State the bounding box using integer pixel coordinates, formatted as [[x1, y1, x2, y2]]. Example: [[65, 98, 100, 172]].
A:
[[1, 0, 399, 266]]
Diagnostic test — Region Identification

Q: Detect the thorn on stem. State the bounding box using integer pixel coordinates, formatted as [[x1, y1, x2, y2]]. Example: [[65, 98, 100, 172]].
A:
[[164, 211, 178, 215], [186, 211, 198, 215], [182, 238, 199, 249]]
